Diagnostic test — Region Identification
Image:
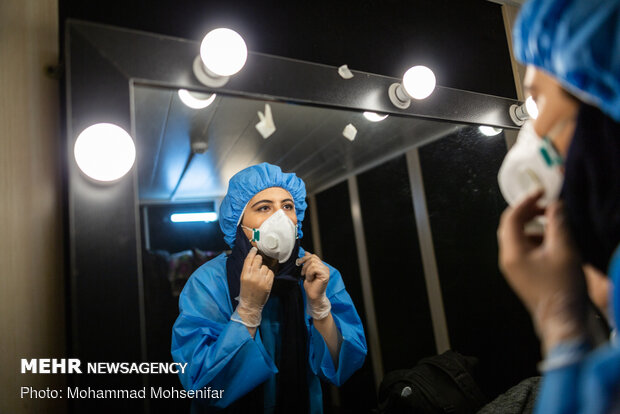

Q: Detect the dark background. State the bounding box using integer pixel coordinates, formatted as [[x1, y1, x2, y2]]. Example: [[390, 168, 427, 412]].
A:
[[144, 202, 227, 252], [311, 127, 540, 411], [59, 0, 516, 98]]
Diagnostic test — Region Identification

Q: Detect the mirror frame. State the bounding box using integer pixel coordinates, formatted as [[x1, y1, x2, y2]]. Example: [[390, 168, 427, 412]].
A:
[[64, 19, 521, 403]]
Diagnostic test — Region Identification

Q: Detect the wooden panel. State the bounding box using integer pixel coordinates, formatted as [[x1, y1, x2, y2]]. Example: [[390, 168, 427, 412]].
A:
[[501, 3, 526, 101], [0, 1, 66, 413]]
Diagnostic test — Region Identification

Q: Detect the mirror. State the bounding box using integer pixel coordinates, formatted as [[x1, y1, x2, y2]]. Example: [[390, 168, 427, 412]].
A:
[[66, 20, 540, 414], [133, 85, 537, 412]]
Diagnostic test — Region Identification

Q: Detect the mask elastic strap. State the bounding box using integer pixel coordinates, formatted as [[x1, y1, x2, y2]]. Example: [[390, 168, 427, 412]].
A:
[[240, 225, 260, 242], [540, 136, 564, 167]]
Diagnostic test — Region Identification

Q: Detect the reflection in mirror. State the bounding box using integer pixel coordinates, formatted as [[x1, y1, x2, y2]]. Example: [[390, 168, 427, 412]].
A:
[[133, 84, 536, 413], [133, 84, 465, 201]]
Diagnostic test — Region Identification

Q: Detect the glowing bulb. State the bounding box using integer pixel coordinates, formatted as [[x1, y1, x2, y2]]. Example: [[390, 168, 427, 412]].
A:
[[525, 96, 539, 119], [199, 28, 247, 77], [363, 112, 389, 122], [402, 66, 436, 100], [478, 126, 503, 136], [74, 123, 136, 182], [178, 89, 216, 109]]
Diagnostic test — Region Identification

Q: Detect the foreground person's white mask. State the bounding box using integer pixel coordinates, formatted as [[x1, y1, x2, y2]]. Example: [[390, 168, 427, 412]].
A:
[[498, 120, 564, 207], [242, 209, 297, 263]]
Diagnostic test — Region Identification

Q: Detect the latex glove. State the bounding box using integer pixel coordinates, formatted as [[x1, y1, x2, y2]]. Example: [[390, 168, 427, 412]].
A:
[[497, 190, 588, 354], [235, 247, 274, 327], [298, 252, 331, 320], [583, 264, 612, 321]]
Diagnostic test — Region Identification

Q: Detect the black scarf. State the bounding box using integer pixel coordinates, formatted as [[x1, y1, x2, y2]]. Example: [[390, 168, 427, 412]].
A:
[[562, 104, 620, 274], [224, 224, 309, 414]]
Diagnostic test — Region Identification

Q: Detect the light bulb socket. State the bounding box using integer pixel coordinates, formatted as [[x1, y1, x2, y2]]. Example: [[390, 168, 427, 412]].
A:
[[190, 139, 209, 154], [190, 127, 209, 154], [509, 103, 529, 126], [193, 56, 230, 88], [388, 83, 411, 109]]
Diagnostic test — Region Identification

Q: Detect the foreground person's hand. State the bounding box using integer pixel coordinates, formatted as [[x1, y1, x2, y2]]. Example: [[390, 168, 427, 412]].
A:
[[498, 190, 588, 353]]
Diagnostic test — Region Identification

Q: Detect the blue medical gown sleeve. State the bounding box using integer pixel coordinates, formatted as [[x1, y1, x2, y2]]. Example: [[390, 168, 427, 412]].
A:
[[306, 264, 367, 386], [534, 339, 590, 414], [534, 247, 620, 414], [535, 342, 620, 414], [580, 345, 620, 414], [171, 255, 278, 408]]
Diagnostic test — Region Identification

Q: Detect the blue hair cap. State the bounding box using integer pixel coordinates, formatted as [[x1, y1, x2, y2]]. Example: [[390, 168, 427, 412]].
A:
[[513, 0, 620, 121], [219, 163, 307, 248]]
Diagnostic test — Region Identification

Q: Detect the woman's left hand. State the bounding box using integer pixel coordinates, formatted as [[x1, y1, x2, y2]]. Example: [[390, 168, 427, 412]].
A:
[[299, 252, 339, 362], [298, 252, 330, 302]]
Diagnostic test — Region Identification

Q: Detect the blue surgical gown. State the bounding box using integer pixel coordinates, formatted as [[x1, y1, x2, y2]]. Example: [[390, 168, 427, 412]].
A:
[[534, 247, 620, 414], [171, 250, 367, 412]]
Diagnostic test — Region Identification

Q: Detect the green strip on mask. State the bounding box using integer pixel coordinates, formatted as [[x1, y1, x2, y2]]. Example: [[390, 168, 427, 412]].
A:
[[540, 137, 563, 167], [540, 146, 553, 166]]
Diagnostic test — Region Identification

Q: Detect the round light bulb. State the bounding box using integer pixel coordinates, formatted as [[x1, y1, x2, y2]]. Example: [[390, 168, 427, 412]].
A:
[[525, 96, 539, 119], [178, 89, 216, 109], [74, 123, 136, 182], [363, 111, 389, 122], [199, 28, 248, 77], [478, 126, 503, 136], [402, 66, 436, 100]]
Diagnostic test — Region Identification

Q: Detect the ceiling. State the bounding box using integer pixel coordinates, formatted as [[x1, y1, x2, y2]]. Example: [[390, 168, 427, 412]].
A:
[[134, 85, 466, 202]]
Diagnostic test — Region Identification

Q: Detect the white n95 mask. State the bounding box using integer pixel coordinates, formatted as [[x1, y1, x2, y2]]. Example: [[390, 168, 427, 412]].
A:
[[242, 209, 297, 263], [498, 120, 564, 207]]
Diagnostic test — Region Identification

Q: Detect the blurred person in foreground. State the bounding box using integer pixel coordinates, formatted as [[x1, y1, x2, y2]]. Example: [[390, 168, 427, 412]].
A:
[[496, 0, 620, 413]]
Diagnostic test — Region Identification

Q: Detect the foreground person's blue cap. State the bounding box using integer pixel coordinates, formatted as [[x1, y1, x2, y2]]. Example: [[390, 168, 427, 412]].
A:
[[513, 0, 620, 121]]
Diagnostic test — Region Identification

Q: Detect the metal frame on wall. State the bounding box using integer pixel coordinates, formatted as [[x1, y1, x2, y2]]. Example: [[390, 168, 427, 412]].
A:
[[406, 149, 451, 353], [347, 176, 385, 390], [65, 19, 521, 412]]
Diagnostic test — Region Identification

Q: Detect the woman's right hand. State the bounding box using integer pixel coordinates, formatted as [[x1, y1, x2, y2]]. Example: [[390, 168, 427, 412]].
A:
[[236, 247, 274, 327], [497, 191, 587, 353]]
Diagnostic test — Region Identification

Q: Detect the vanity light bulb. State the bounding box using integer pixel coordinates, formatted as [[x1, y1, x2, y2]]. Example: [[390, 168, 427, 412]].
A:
[[200, 28, 248, 77], [478, 126, 503, 136], [402, 66, 436, 100], [74, 123, 136, 182], [363, 112, 389, 122], [525, 96, 539, 119], [178, 89, 216, 109]]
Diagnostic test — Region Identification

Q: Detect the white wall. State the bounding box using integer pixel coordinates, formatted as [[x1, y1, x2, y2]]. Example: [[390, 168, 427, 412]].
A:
[[0, 1, 66, 412]]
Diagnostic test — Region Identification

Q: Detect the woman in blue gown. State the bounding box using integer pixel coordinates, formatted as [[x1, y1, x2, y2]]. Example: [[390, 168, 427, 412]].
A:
[[497, 1, 620, 412], [171, 162, 367, 413]]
